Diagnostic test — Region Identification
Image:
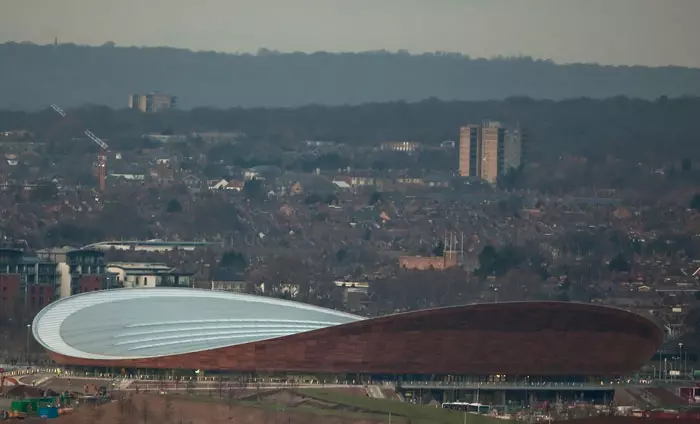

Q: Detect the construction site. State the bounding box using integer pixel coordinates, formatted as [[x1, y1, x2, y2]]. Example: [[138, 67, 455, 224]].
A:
[[4, 368, 700, 423], [2, 293, 694, 422], [0, 372, 484, 423]]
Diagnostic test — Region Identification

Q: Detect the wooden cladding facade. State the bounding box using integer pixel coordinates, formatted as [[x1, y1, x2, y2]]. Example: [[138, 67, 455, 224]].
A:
[[48, 302, 662, 376]]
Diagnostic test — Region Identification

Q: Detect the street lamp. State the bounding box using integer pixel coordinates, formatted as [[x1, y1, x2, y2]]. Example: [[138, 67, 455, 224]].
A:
[[679, 342, 686, 379], [26, 324, 31, 365]]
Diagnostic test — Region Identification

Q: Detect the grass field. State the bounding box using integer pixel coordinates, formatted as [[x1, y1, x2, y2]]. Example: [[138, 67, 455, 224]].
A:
[[184, 393, 388, 422], [297, 388, 500, 424]]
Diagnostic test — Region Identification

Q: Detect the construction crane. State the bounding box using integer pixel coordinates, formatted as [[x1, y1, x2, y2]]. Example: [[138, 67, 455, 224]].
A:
[[84, 129, 109, 192], [50, 104, 66, 117], [49, 104, 109, 192]]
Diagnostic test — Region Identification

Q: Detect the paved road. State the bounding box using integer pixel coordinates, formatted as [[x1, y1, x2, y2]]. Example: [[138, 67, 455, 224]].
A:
[[31, 377, 369, 394], [124, 382, 366, 391]]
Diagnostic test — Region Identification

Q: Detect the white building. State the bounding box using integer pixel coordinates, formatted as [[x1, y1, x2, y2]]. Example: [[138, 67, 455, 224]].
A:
[[83, 240, 214, 252], [107, 262, 192, 288], [504, 128, 524, 172]]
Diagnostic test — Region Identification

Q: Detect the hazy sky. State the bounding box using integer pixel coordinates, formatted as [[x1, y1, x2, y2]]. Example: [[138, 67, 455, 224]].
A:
[[2, 0, 700, 67]]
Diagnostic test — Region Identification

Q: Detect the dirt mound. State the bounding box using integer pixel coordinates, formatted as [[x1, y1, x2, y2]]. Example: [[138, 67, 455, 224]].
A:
[[53, 394, 384, 424], [254, 389, 350, 411], [5, 384, 60, 398], [43, 378, 113, 395], [6, 385, 45, 398]]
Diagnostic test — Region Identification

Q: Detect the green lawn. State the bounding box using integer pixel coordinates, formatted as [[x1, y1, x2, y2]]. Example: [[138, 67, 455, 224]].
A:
[[296, 388, 501, 424], [180, 392, 397, 422]]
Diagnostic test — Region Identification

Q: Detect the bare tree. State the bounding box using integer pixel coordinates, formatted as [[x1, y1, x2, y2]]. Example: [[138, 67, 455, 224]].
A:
[[186, 378, 196, 396], [161, 394, 174, 424], [116, 395, 134, 424], [217, 376, 224, 398], [116, 400, 128, 424], [87, 403, 105, 424], [237, 375, 248, 391], [227, 386, 236, 411], [177, 406, 185, 424], [140, 397, 151, 424]]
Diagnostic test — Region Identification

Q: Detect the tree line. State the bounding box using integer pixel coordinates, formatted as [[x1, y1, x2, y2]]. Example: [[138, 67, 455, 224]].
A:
[[2, 96, 700, 164], [3, 42, 700, 109]]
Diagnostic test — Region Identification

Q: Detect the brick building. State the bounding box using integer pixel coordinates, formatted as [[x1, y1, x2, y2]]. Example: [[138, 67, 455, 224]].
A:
[[0, 273, 21, 320], [64, 250, 117, 296], [398, 254, 459, 270], [0, 248, 60, 320]]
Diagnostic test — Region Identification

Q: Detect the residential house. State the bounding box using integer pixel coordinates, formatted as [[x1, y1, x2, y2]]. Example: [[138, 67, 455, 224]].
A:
[[278, 173, 337, 196], [182, 174, 203, 194], [332, 180, 352, 191], [207, 178, 244, 191], [244, 165, 282, 181], [335, 174, 375, 190]]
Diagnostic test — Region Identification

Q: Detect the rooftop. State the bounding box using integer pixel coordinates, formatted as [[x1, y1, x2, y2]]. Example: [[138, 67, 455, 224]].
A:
[[33, 288, 363, 360], [84, 239, 213, 248], [108, 262, 174, 272]]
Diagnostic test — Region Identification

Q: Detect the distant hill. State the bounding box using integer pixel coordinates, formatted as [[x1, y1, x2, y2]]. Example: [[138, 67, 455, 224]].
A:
[[1, 42, 700, 109]]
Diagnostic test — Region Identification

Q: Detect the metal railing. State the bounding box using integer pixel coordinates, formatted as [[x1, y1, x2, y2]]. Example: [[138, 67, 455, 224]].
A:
[[5, 367, 694, 393], [397, 380, 652, 390]]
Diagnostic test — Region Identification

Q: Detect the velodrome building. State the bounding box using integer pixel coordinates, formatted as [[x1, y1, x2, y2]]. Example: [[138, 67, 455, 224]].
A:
[[33, 288, 662, 379]]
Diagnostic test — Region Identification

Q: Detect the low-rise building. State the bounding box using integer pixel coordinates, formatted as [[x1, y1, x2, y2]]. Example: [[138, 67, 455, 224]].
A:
[[107, 262, 192, 288], [380, 141, 422, 152], [333, 281, 369, 311], [143, 134, 187, 143], [398, 254, 459, 270], [208, 178, 244, 191], [211, 268, 248, 293], [129, 92, 177, 113], [193, 132, 244, 143], [0, 248, 60, 318], [63, 250, 117, 297]]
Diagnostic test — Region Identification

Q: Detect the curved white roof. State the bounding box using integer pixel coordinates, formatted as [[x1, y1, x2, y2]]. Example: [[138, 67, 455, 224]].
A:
[[33, 288, 364, 360]]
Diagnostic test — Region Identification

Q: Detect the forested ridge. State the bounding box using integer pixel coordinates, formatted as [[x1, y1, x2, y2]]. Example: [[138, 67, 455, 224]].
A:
[[2, 96, 699, 163], [2, 42, 700, 109]]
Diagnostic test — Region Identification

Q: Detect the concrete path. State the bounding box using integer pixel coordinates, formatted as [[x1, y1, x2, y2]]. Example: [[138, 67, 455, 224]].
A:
[[366, 385, 386, 399]]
